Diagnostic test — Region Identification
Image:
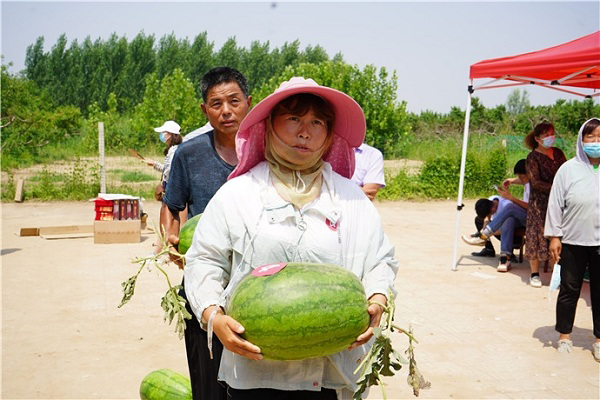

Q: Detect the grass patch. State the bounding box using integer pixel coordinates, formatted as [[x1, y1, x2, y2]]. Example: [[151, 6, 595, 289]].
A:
[[380, 143, 508, 201], [29, 172, 67, 183], [120, 171, 156, 182]]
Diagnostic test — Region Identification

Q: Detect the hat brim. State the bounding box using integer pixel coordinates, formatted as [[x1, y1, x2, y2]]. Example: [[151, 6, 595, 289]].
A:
[[239, 85, 365, 148]]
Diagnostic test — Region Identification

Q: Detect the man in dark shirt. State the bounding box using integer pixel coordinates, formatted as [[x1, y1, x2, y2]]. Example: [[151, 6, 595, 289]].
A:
[[162, 66, 252, 400]]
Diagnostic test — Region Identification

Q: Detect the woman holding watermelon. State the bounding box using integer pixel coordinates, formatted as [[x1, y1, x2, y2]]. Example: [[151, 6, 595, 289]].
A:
[[184, 77, 398, 399]]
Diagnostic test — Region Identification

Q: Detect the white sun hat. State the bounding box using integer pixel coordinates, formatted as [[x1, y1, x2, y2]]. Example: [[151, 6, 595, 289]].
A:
[[154, 120, 181, 135]]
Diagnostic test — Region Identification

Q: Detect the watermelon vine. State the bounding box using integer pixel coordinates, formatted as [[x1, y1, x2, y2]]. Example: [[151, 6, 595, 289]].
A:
[[354, 292, 430, 399], [118, 225, 191, 339]]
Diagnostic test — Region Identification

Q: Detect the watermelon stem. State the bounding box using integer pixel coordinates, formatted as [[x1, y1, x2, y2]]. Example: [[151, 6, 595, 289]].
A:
[[354, 291, 429, 399], [118, 224, 192, 339]]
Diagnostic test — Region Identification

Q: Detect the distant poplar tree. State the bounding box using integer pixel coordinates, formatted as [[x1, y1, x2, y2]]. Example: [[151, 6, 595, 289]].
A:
[[506, 89, 530, 115]]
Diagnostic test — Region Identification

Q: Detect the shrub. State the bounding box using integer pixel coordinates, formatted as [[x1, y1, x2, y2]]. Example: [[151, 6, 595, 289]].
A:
[[380, 146, 508, 201]]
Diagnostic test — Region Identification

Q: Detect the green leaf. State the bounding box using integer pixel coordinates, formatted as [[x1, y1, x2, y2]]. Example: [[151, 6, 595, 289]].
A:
[[354, 291, 429, 399]]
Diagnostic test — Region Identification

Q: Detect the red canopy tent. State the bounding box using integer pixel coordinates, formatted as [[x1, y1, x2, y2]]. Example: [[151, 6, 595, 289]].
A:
[[452, 31, 600, 270]]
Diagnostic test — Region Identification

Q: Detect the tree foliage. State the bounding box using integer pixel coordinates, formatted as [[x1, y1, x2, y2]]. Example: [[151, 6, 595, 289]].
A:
[[131, 68, 204, 144], [409, 90, 600, 140], [506, 88, 530, 116], [22, 32, 334, 115], [1, 64, 81, 166]]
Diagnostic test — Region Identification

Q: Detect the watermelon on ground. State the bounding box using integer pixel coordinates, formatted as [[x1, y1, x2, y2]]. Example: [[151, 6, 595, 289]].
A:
[[228, 262, 370, 361], [139, 368, 192, 400]]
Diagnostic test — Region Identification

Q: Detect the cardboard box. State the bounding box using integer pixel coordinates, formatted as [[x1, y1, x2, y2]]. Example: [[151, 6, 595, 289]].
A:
[[94, 220, 141, 244]]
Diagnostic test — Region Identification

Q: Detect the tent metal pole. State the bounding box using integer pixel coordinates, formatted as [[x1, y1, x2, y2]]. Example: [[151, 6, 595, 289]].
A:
[[452, 84, 473, 271]]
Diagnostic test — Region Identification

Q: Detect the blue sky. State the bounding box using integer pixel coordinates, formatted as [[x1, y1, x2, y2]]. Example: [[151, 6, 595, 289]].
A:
[[1, 1, 598, 113]]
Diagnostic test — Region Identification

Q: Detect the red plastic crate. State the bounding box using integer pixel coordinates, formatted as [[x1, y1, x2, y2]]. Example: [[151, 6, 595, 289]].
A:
[[94, 198, 114, 220]]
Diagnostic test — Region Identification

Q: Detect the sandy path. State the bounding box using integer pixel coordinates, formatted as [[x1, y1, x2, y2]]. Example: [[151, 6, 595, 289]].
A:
[[1, 200, 597, 399]]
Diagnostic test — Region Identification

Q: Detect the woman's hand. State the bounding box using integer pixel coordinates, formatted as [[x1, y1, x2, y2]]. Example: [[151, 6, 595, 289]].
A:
[[166, 234, 184, 269], [349, 293, 387, 350], [213, 314, 263, 360], [549, 237, 562, 263], [144, 159, 156, 167], [205, 308, 263, 360]]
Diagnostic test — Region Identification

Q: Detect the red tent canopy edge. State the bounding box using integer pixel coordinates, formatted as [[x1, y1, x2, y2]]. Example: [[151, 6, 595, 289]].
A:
[[469, 31, 600, 94]]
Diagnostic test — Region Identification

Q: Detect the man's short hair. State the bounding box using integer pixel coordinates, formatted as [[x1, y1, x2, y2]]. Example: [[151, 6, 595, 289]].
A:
[[513, 159, 527, 175], [475, 198, 493, 219], [200, 67, 249, 102]]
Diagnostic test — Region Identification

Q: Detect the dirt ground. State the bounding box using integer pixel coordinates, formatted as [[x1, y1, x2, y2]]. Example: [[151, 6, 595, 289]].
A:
[[1, 199, 598, 399]]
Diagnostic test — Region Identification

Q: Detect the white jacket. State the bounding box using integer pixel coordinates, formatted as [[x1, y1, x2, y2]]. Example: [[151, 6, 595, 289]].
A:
[[184, 161, 398, 396], [544, 119, 600, 246]]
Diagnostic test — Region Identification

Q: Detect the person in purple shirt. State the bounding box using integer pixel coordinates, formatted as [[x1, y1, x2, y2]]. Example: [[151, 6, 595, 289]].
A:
[[351, 143, 386, 200]]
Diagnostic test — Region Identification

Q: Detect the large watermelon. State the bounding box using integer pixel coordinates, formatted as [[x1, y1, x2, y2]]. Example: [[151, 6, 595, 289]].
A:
[[227, 262, 370, 361], [177, 213, 202, 255], [139, 368, 192, 400]]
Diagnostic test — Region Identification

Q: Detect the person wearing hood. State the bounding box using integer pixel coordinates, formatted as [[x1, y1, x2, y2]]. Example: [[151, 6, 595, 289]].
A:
[[545, 117, 600, 362], [183, 77, 398, 399], [524, 122, 567, 287]]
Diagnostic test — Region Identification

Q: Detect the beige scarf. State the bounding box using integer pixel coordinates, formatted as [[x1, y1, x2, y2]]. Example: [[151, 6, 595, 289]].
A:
[[265, 119, 333, 209]]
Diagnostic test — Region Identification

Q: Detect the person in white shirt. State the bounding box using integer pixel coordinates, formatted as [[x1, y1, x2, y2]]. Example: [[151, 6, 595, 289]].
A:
[[143, 120, 182, 189], [545, 117, 600, 361], [462, 159, 530, 272], [141, 120, 184, 253], [182, 121, 213, 142], [184, 77, 398, 399], [351, 143, 386, 200]]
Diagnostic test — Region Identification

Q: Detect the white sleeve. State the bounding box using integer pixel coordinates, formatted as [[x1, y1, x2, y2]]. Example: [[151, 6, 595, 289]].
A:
[[362, 150, 386, 187], [356, 202, 398, 299], [362, 231, 398, 300], [162, 146, 177, 183], [544, 168, 565, 238], [184, 191, 233, 326], [522, 183, 530, 203]]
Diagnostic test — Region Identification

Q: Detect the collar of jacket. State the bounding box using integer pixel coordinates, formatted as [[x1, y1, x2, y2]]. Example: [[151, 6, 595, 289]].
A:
[[248, 161, 342, 225]]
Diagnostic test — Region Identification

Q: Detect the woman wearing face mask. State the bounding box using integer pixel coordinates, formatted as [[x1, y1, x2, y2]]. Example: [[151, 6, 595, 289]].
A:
[[184, 77, 398, 399], [145, 120, 183, 192], [545, 118, 600, 361], [523, 122, 566, 287], [144, 120, 185, 253]]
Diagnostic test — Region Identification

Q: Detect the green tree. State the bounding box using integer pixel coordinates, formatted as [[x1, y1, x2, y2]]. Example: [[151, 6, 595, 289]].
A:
[[46, 34, 69, 105], [215, 37, 242, 70], [131, 68, 204, 147], [189, 32, 214, 98], [506, 89, 530, 115], [24, 36, 48, 85], [241, 41, 273, 93], [106, 34, 129, 104], [1, 65, 81, 166], [278, 40, 301, 70], [303, 45, 329, 64], [64, 39, 84, 109], [156, 33, 191, 79], [118, 32, 156, 109]]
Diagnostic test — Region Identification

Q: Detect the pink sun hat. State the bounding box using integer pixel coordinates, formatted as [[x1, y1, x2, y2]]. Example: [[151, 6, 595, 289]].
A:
[[228, 77, 366, 180]]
